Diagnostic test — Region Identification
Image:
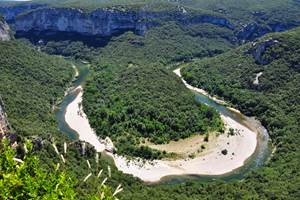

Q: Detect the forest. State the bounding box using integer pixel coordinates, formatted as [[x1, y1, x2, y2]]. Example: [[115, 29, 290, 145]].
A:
[[84, 62, 222, 159], [0, 41, 73, 137], [78, 21, 234, 159]]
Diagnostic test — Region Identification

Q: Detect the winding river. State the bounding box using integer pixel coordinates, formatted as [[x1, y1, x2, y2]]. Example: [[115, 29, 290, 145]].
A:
[[56, 62, 272, 183], [56, 63, 90, 140]]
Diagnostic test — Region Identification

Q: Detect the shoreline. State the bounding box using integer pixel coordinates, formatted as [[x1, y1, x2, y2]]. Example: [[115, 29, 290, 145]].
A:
[[64, 86, 105, 152], [173, 68, 228, 105], [63, 66, 258, 182], [108, 110, 257, 182]]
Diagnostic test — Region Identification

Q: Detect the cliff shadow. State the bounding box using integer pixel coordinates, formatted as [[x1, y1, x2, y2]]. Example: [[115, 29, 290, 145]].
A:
[[15, 29, 137, 48]]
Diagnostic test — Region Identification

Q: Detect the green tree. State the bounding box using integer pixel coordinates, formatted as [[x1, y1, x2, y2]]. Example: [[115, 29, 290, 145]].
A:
[[0, 140, 122, 200], [0, 139, 77, 199]]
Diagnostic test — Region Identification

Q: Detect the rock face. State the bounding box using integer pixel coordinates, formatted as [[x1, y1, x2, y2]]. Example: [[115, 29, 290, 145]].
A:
[[0, 4, 298, 41], [0, 18, 11, 41], [237, 22, 297, 41], [5, 7, 234, 37], [237, 23, 268, 41], [248, 39, 279, 65]]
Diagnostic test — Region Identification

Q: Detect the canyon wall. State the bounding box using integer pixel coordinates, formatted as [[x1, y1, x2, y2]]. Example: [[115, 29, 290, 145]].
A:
[[12, 7, 234, 36], [0, 3, 298, 41]]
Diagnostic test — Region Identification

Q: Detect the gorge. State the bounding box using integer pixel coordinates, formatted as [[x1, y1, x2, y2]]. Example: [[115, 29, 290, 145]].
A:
[[0, 0, 299, 199]]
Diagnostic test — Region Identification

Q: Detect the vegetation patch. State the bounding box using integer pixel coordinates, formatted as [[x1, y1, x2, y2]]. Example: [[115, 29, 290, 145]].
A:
[[84, 64, 223, 159], [0, 41, 73, 137]]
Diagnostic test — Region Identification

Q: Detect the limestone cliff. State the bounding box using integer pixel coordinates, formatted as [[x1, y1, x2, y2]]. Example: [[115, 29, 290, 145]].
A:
[[13, 7, 234, 37], [247, 39, 279, 65], [0, 3, 298, 41], [0, 17, 11, 41]]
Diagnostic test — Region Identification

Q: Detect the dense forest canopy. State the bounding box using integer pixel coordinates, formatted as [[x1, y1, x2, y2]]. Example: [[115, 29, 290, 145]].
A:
[[0, 40, 125, 199], [27, 0, 300, 14], [0, 41, 73, 137], [40, 22, 235, 63], [84, 63, 223, 159]]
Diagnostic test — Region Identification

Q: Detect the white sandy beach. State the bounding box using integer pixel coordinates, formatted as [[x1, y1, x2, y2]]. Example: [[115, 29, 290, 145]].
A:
[[64, 67, 258, 182], [109, 112, 257, 182], [64, 86, 105, 152]]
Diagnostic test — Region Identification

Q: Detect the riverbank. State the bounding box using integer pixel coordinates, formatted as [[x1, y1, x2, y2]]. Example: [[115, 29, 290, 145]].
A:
[[64, 86, 105, 152], [63, 65, 259, 182], [173, 68, 228, 105], [108, 108, 257, 182]]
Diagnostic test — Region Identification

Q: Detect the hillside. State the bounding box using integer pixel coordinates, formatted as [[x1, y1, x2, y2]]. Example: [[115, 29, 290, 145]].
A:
[[181, 27, 300, 199], [1, 0, 299, 42], [0, 41, 73, 137], [29, 0, 300, 18], [0, 1, 299, 200]]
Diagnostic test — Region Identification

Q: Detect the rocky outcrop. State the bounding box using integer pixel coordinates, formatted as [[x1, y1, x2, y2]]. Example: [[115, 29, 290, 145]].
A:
[[10, 7, 234, 37], [237, 22, 298, 42], [0, 18, 11, 41], [248, 39, 279, 65], [237, 23, 268, 41]]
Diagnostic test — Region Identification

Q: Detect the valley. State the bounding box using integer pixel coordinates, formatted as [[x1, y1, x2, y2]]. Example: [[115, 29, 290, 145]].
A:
[[0, 0, 299, 199]]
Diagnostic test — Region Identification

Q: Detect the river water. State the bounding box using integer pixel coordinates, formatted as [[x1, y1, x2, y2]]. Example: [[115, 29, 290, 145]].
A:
[[55, 63, 272, 183], [55, 62, 89, 140]]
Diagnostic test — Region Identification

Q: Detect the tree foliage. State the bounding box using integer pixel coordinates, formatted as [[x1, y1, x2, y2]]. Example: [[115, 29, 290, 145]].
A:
[[0, 140, 77, 199], [0, 41, 73, 137], [83, 24, 225, 159]]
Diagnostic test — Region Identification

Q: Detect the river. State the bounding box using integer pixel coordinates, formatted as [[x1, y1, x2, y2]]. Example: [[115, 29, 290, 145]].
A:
[[55, 62, 272, 183]]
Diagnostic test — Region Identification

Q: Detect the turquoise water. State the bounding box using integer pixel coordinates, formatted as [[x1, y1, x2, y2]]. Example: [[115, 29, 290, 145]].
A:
[[56, 64, 272, 184], [55, 62, 89, 140]]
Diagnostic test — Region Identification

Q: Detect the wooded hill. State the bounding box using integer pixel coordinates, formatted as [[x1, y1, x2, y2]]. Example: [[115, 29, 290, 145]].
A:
[[83, 27, 224, 159], [182, 27, 300, 199]]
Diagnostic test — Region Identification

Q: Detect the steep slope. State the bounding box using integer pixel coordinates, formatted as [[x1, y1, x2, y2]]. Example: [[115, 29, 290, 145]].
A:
[[0, 41, 72, 136], [0, 1, 299, 199], [181, 27, 300, 199], [13, 7, 234, 38]]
